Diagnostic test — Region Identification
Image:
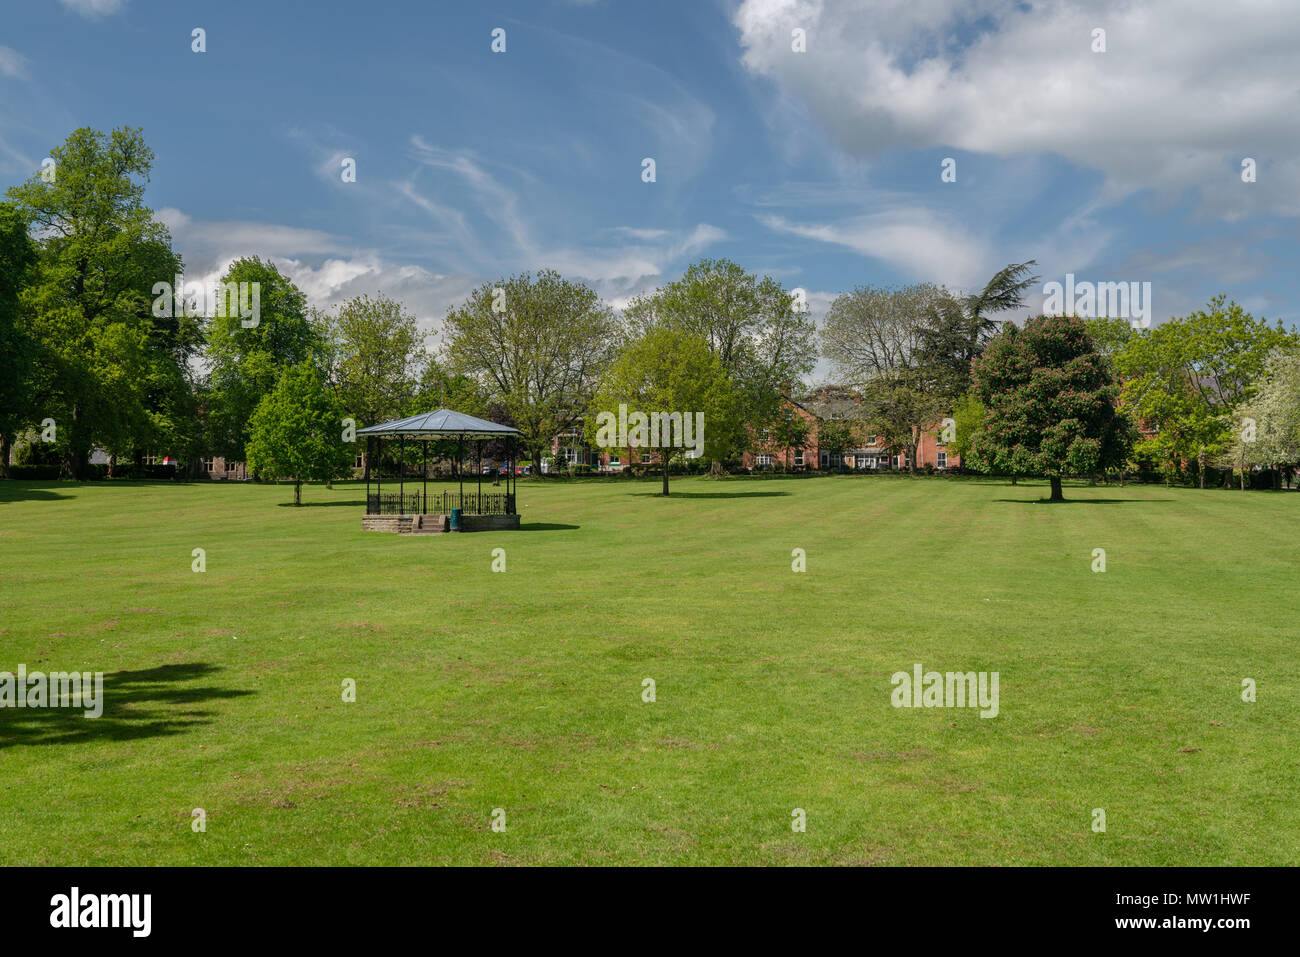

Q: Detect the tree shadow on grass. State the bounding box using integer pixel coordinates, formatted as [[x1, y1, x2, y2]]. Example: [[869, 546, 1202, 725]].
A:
[[993, 497, 1175, 504], [628, 490, 790, 499], [274, 499, 366, 508], [0, 663, 253, 750], [517, 522, 580, 531], [0, 484, 74, 505]]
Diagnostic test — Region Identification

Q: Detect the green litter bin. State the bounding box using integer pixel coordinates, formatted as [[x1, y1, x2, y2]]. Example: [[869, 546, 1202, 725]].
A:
[[449, 507, 462, 531]]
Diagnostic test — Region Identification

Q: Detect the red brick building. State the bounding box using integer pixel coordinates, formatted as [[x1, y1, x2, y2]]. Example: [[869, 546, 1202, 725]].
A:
[[741, 388, 960, 472], [551, 386, 960, 473]]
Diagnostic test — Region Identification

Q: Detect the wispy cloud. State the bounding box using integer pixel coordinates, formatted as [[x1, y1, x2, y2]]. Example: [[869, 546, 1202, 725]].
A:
[[0, 46, 28, 79], [57, 0, 126, 18]]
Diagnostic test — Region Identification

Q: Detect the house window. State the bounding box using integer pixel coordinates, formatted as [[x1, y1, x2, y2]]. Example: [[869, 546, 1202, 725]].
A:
[[757, 453, 773, 468], [354, 454, 364, 469], [609, 455, 620, 467], [794, 451, 804, 467], [937, 452, 947, 469], [641, 452, 651, 464], [202, 457, 215, 472], [563, 447, 580, 464]]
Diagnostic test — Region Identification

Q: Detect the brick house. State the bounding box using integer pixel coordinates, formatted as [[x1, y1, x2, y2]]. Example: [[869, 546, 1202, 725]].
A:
[[742, 388, 961, 472], [554, 386, 961, 473]]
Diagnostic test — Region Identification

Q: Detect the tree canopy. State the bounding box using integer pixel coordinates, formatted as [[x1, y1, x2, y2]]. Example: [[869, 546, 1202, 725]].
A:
[[588, 327, 736, 495], [442, 270, 614, 474], [972, 315, 1129, 500], [245, 363, 353, 505], [4, 126, 188, 477]]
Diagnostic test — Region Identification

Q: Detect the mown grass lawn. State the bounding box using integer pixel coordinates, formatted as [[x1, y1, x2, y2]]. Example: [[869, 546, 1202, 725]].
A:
[[0, 474, 1296, 865]]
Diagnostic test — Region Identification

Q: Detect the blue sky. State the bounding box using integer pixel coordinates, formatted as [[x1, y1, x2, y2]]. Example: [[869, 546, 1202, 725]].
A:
[[3, 0, 1298, 374]]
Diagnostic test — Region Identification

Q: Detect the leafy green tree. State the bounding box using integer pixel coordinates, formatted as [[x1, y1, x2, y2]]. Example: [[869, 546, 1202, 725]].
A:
[[0, 202, 38, 478], [245, 363, 353, 505], [1083, 316, 1137, 373], [587, 328, 736, 495], [1116, 297, 1296, 487], [1220, 351, 1300, 490], [327, 293, 425, 427], [972, 315, 1128, 501], [5, 127, 186, 478], [413, 356, 484, 417], [917, 261, 1038, 403], [624, 258, 817, 460], [761, 404, 811, 469], [815, 419, 857, 470], [949, 392, 986, 471], [442, 271, 615, 475], [204, 257, 324, 462], [821, 283, 948, 473]]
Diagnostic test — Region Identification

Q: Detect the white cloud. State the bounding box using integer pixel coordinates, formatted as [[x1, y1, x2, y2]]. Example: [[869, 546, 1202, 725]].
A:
[[762, 208, 988, 287], [58, 0, 125, 17], [158, 208, 345, 260], [0, 46, 28, 79], [734, 0, 1300, 215]]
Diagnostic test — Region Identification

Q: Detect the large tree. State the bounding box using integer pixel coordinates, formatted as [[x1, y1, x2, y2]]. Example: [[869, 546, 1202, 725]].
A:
[[442, 270, 615, 473], [916, 260, 1038, 403], [820, 283, 948, 473], [245, 363, 353, 505], [5, 127, 187, 478], [624, 258, 817, 462], [203, 257, 324, 462], [971, 315, 1129, 501], [1116, 297, 1297, 487], [0, 202, 38, 478], [587, 328, 737, 495], [1220, 351, 1300, 489], [327, 292, 425, 428]]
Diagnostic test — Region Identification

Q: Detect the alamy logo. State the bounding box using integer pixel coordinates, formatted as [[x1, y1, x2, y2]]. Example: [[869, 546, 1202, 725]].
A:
[[151, 275, 261, 327], [0, 665, 103, 718], [1042, 273, 1152, 328], [890, 663, 999, 718], [593, 404, 705, 458], [50, 887, 151, 937]]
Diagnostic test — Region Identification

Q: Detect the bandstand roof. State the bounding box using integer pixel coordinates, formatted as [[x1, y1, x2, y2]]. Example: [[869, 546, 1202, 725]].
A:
[[356, 409, 522, 440]]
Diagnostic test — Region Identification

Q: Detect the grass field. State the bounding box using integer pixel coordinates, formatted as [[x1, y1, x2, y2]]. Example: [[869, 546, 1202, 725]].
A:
[[1, 474, 1296, 865]]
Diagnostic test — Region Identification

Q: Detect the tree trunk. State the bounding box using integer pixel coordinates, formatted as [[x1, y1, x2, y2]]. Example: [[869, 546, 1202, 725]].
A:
[[0, 432, 9, 479], [661, 455, 670, 496], [1011, 475, 1018, 486], [1049, 475, 1064, 501], [294, 480, 302, 505], [61, 404, 79, 479], [1198, 451, 1206, 489]]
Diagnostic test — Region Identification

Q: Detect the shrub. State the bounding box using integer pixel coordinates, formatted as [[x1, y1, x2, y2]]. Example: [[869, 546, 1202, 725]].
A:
[[7, 464, 60, 480]]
